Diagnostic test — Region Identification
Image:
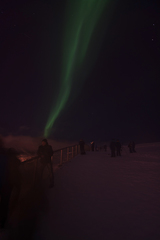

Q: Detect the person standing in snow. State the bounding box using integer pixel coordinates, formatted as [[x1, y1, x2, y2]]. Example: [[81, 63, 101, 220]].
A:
[[110, 139, 116, 157], [79, 139, 85, 155], [116, 140, 121, 156], [132, 141, 136, 152], [104, 144, 107, 152], [37, 139, 54, 188], [128, 142, 133, 153], [91, 141, 95, 151]]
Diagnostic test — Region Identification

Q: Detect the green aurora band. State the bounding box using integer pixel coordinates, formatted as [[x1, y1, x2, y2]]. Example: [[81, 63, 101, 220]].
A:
[[44, 0, 108, 138]]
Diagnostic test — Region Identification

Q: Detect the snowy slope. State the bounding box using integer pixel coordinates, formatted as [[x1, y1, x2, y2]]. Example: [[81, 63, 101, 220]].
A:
[[34, 142, 160, 240], [1, 142, 160, 240]]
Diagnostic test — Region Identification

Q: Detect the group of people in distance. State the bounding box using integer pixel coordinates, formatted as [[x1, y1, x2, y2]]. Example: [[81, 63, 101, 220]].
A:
[[79, 139, 136, 157]]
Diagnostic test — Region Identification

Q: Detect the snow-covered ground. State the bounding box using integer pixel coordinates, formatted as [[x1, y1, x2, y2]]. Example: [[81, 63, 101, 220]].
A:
[[34, 142, 160, 240], [1, 142, 160, 240]]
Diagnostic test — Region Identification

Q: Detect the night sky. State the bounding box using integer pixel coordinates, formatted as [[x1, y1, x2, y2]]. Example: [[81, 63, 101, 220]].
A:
[[0, 0, 160, 143]]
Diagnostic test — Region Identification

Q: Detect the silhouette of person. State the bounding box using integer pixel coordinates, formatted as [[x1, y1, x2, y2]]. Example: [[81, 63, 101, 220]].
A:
[[128, 142, 133, 153], [37, 139, 54, 188], [132, 141, 136, 152], [79, 139, 85, 154], [110, 139, 116, 157], [104, 144, 107, 152], [91, 141, 95, 151], [116, 140, 121, 156]]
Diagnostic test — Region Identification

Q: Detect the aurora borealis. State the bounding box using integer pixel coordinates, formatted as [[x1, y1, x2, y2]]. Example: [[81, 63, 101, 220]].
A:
[[44, 0, 108, 138], [1, 0, 160, 143]]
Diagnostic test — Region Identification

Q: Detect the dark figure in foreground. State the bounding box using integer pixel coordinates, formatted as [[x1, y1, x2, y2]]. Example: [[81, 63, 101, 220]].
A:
[[110, 139, 116, 157], [37, 139, 54, 188], [79, 139, 86, 155], [116, 140, 121, 156], [0, 140, 21, 229], [91, 141, 95, 151], [0, 141, 9, 229]]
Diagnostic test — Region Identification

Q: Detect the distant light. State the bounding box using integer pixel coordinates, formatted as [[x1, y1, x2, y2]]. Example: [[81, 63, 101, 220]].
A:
[[153, 24, 155, 26], [152, 39, 154, 41]]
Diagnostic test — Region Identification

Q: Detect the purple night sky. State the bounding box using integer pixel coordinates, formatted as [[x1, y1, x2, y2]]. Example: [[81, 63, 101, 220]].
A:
[[0, 0, 160, 143]]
